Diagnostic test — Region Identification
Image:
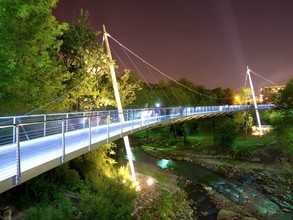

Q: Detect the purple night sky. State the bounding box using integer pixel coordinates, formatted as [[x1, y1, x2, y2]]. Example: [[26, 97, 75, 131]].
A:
[[53, 0, 293, 92]]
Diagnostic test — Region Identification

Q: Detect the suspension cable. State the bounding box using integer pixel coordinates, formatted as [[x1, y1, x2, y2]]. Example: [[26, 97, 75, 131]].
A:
[[107, 34, 230, 100], [249, 69, 278, 86]]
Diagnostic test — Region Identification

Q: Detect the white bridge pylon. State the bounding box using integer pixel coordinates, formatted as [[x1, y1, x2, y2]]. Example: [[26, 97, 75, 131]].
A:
[[103, 25, 136, 182], [246, 66, 263, 136]]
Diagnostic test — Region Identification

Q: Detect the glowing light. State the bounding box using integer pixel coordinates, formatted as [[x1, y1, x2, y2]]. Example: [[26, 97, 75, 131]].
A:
[[157, 159, 172, 169], [134, 181, 141, 191], [147, 178, 154, 186], [155, 103, 160, 108], [234, 95, 241, 104], [125, 150, 136, 161]]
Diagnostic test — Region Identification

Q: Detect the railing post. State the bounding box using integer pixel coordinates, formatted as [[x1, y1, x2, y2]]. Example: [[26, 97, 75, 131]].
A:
[[66, 113, 69, 132], [140, 109, 143, 129], [83, 112, 86, 129], [107, 111, 110, 143], [148, 109, 150, 127], [13, 117, 16, 143], [120, 111, 123, 137], [15, 123, 21, 185], [96, 112, 99, 126], [131, 110, 134, 133], [88, 115, 91, 151], [44, 115, 46, 137], [61, 119, 65, 164]]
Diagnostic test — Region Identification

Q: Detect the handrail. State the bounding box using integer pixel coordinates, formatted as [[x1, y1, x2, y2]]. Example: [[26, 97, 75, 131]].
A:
[[0, 104, 274, 193]]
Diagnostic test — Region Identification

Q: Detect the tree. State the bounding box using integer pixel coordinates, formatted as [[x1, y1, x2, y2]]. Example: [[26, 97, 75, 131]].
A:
[[118, 69, 142, 107], [59, 10, 142, 111], [58, 9, 111, 111], [215, 118, 237, 151], [240, 86, 252, 105], [276, 78, 293, 110], [0, 0, 68, 115], [212, 87, 235, 105], [271, 78, 293, 153], [233, 111, 253, 138]]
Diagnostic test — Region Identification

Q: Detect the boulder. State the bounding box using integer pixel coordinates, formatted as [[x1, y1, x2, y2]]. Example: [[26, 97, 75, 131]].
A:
[[217, 209, 240, 220]]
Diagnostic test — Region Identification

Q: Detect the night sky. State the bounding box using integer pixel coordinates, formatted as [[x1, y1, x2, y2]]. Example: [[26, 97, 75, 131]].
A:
[[53, 0, 293, 92]]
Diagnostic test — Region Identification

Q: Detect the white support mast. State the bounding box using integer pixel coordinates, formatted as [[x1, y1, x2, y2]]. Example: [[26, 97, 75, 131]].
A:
[[103, 25, 136, 181], [246, 66, 263, 136]]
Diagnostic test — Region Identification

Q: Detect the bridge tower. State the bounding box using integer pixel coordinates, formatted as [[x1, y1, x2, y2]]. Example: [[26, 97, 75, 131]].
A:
[[103, 25, 136, 181], [247, 66, 263, 136]]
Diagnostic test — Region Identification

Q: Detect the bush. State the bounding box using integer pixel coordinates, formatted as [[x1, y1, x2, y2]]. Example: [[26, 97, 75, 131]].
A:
[[215, 118, 237, 151], [271, 110, 293, 154]]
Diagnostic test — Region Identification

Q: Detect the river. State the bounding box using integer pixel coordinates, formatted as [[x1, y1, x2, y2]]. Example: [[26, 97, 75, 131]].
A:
[[117, 146, 292, 220]]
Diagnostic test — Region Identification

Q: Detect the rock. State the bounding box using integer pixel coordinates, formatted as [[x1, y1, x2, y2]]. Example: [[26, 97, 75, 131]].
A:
[[200, 211, 209, 217], [0, 207, 11, 220], [217, 209, 240, 220], [282, 208, 292, 213], [251, 157, 260, 162], [204, 186, 213, 192]]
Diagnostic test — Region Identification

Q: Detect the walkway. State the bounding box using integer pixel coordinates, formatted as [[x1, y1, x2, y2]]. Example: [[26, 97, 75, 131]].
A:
[[0, 104, 273, 193]]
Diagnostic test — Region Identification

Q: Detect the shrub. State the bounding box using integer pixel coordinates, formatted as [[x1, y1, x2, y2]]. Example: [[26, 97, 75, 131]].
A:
[[215, 118, 237, 151]]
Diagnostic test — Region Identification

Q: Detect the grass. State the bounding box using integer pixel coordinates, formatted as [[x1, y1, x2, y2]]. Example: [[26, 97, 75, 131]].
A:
[[142, 131, 275, 155], [137, 128, 276, 156], [234, 135, 274, 152]]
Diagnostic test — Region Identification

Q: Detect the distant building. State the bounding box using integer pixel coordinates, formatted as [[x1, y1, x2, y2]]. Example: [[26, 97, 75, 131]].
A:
[[259, 84, 286, 103]]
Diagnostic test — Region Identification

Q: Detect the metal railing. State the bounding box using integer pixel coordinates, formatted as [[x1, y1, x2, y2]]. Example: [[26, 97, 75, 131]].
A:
[[0, 104, 274, 193]]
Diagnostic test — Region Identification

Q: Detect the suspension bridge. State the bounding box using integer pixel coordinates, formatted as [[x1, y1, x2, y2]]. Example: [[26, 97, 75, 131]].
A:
[[0, 104, 273, 193], [0, 27, 280, 194]]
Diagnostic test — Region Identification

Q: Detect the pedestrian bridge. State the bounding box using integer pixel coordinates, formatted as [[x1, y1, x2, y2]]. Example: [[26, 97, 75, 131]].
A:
[[0, 104, 273, 193]]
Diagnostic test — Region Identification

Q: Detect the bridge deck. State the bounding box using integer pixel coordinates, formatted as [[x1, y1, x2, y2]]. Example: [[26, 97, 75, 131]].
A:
[[0, 105, 273, 193]]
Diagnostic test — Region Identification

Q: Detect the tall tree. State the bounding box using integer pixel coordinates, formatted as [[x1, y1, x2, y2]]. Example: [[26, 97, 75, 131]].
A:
[[0, 0, 68, 115], [118, 69, 142, 107], [212, 87, 235, 105], [58, 9, 111, 111], [59, 10, 142, 111], [271, 78, 293, 152], [240, 86, 252, 105], [276, 78, 293, 110]]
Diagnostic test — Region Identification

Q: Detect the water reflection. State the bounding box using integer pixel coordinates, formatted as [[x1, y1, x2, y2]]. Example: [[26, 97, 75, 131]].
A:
[[156, 159, 173, 169], [124, 151, 136, 161]]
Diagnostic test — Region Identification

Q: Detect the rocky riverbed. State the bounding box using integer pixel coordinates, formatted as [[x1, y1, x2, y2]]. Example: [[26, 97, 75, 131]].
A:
[[142, 146, 293, 220]]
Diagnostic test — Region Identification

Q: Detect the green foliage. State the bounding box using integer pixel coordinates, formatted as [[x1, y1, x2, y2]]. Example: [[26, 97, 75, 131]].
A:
[[0, 0, 68, 114], [271, 110, 293, 153], [233, 111, 253, 137], [70, 144, 136, 219], [118, 69, 142, 107], [21, 202, 74, 220], [135, 185, 193, 220], [276, 78, 293, 109], [271, 79, 293, 153], [233, 135, 274, 153], [212, 87, 235, 105], [48, 164, 84, 191], [77, 182, 135, 220], [0, 143, 137, 219], [58, 10, 142, 111], [240, 86, 251, 104], [70, 143, 118, 182], [215, 118, 237, 151], [58, 9, 112, 111], [131, 78, 216, 108]]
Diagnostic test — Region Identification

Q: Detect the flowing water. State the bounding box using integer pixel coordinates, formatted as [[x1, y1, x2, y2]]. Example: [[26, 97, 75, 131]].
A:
[[117, 146, 291, 219]]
